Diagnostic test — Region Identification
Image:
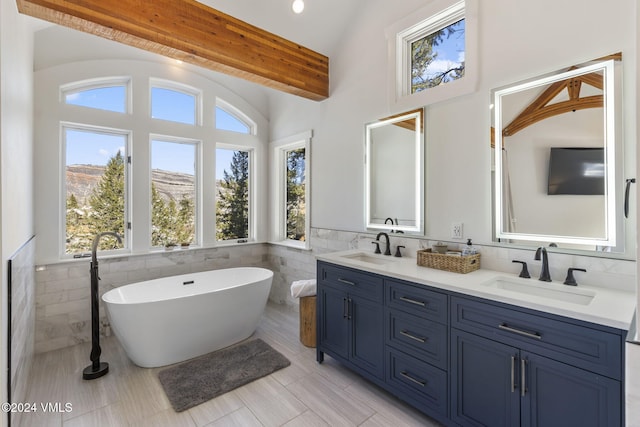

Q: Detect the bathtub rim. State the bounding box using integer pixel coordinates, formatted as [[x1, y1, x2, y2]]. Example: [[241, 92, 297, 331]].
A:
[[102, 266, 273, 305]]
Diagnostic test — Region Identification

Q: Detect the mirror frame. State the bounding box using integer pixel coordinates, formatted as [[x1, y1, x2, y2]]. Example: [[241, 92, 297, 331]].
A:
[[493, 59, 617, 247], [365, 109, 425, 234]]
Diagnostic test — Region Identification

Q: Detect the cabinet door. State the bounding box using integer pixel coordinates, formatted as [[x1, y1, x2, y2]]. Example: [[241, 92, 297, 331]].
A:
[[318, 285, 349, 360], [451, 329, 520, 427], [350, 294, 384, 378], [521, 351, 621, 427]]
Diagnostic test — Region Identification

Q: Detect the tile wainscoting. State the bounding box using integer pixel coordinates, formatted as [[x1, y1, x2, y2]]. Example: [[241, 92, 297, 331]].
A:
[[35, 245, 270, 354], [34, 228, 637, 354]]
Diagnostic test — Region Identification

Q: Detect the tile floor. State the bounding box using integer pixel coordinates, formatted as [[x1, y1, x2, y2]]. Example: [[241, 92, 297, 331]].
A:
[[16, 302, 640, 427]]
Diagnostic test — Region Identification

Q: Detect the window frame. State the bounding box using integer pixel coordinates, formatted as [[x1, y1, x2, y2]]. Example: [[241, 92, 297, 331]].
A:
[[149, 135, 202, 249], [60, 76, 131, 113], [60, 122, 132, 258], [35, 61, 268, 263], [149, 78, 203, 126], [270, 131, 312, 250], [401, 3, 465, 96], [214, 142, 256, 244], [216, 97, 257, 135], [386, 0, 477, 110]]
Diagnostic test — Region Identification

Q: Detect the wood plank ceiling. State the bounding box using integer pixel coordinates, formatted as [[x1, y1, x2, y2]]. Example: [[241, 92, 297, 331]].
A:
[[16, 0, 329, 101]]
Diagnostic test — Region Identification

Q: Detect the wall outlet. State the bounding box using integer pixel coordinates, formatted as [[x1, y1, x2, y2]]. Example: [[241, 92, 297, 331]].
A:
[[451, 222, 463, 239]]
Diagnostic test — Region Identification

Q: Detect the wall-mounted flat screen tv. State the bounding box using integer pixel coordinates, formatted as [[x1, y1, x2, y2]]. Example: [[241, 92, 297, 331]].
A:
[[547, 147, 605, 195]]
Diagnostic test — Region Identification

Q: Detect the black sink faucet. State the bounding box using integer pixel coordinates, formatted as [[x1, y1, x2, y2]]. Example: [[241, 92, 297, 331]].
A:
[[384, 217, 397, 233], [534, 247, 551, 282], [376, 232, 391, 255]]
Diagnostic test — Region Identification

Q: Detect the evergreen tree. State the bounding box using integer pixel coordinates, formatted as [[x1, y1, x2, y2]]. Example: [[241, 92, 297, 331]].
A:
[[411, 20, 465, 92], [151, 183, 171, 246], [286, 148, 306, 241], [66, 193, 92, 253], [216, 150, 249, 240], [67, 193, 79, 210], [176, 195, 194, 243], [87, 151, 125, 250], [151, 183, 195, 247]]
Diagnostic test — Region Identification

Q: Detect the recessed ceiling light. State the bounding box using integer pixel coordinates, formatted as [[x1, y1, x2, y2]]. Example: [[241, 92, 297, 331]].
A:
[[292, 0, 304, 14]]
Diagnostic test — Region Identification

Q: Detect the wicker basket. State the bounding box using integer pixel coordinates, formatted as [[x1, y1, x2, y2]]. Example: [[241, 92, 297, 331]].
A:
[[417, 249, 480, 274]]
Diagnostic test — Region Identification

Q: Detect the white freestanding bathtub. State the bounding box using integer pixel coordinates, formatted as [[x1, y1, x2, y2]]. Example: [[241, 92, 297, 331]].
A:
[[102, 267, 273, 368]]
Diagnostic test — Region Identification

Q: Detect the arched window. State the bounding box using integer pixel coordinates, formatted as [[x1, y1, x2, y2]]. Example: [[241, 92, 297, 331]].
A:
[[150, 79, 201, 125], [61, 77, 130, 113], [215, 99, 256, 135], [36, 62, 267, 261]]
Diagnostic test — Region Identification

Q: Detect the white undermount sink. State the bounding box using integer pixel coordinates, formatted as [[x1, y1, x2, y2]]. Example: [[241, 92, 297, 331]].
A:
[[481, 277, 596, 306], [340, 252, 396, 265]]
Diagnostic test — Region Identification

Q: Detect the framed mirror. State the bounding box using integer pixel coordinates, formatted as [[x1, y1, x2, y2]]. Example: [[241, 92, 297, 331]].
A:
[[492, 55, 626, 252], [365, 109, 424, 234]]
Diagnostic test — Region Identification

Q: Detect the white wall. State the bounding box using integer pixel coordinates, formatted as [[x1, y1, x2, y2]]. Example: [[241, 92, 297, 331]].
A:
[[269, 0, 637, 248], [505, 110, 606, 239], [0, 0, 35, 424]]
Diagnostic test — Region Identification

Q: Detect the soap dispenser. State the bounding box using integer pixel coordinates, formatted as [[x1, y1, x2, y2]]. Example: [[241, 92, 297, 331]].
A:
[[462, 238, 477, 255]]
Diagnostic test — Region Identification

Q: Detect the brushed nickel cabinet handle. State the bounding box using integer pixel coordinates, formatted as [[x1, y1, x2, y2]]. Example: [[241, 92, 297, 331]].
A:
[[400, 330, 427, 343], [400, 371, 426, 387], [338, 278, 356, 286], [399, 296, 426, 307], [498, 323, 542, 340]]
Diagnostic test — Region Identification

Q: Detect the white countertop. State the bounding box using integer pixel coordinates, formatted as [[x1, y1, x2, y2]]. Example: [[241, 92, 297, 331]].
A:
[[316, 249, 636, 331]]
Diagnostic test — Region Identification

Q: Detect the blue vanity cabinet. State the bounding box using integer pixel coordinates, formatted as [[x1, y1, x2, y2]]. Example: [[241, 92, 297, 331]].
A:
[[316, 262, 385, 379], [451, 296, 624, 427], [316, 260, 625, 427]]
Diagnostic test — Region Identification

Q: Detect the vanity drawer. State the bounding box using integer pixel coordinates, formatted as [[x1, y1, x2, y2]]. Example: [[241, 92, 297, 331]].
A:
[[318, 262, 383, 302], [386, 348, 448, 417], [386, 309, 447, 370], [451, 296, 623, 379], [386, 279, 447, 324]]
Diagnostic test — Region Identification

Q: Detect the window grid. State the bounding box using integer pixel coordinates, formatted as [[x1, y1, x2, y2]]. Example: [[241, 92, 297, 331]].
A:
[[150, 138, 199, 248], [53, 74, 261, 259], [215, 146, 252, 242], [398, 0, 466, 97], [62, 124, 130, 255], [215, 98, 257, 135]]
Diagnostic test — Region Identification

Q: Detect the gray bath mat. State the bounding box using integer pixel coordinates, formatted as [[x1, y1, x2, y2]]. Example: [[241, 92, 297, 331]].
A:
[[158, 338, 290, 412]]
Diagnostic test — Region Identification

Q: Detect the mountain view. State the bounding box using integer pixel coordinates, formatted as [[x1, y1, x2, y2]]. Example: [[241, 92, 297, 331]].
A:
[[66, 164, 196, 204]]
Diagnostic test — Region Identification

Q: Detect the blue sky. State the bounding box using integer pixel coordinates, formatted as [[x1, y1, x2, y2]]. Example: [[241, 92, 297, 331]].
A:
[[65, 88, 248, 179], [416, 19, 465, 81]]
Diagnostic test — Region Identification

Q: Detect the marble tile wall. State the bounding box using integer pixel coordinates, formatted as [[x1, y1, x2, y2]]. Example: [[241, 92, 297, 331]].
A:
[[35, 245, 270, 353], [9, 236, 36, 426], [34, 228, 637, 354]]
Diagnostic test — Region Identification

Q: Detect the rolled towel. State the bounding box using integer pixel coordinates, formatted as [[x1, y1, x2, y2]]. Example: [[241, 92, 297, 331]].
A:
[[291, 279, 317, 298]]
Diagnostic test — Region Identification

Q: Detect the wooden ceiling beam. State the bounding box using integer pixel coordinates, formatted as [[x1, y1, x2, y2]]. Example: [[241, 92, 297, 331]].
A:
[[16, 0, 329, 101], [503, 95, 603, 137]]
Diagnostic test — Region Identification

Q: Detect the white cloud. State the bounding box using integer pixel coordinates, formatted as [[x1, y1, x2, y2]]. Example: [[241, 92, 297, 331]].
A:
[[428, 58, 463, 75]]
